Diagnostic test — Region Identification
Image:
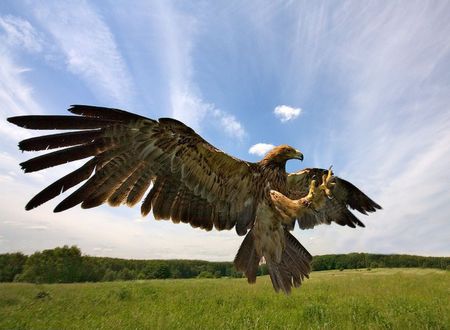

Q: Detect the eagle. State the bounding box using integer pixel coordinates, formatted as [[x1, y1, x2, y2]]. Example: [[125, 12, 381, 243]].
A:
[[8, 105, 381, 293]]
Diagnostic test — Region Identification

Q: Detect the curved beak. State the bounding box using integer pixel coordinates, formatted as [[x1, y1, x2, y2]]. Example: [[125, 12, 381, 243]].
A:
[[294, 150, 304, 161]]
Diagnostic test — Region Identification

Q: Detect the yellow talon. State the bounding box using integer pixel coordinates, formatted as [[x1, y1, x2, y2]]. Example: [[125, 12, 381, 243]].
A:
[[320, 166, 335, 198], [326, 165, 333, 181], [306, 179, 316, 200]]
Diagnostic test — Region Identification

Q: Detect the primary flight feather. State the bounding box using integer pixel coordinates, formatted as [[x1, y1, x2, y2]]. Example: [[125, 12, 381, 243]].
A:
[[8, 105, 381, 294]]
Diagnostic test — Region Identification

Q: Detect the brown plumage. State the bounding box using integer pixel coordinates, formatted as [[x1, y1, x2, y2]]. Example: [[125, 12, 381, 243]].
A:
[[8, 105, 381, 294], [286, 168, 381, 229]]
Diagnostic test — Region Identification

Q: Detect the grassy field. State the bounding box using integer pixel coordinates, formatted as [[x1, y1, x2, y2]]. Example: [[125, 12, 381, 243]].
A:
[[0, 268, 448, 329]]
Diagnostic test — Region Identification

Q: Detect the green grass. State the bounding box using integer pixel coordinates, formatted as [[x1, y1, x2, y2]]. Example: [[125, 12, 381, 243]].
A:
[[0, 268, 448, 329]]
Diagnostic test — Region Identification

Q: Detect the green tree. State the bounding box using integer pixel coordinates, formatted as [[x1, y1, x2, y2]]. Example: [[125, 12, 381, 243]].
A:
[[19, 246, 83, 283], [102, 269, 118, 281], [0, 252, 27, 282], [197, 271, 214, 278], [153, 264, 171, 279], [117, 268, 134, 281]]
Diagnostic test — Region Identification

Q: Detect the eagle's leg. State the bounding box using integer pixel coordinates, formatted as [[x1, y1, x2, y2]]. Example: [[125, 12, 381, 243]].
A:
[[270, 167, 335, 224], [303, 179, 317, 205], [319, 166, 335, 198], [301, 166, 335, 208]]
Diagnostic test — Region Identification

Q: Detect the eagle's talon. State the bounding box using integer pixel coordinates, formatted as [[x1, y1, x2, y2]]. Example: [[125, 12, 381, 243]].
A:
[[319, 166, 335, 198], [305, 180, 316, 201]]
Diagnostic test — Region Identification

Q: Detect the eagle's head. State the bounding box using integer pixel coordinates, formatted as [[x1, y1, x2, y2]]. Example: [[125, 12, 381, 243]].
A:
[[260, 145, 303, 168]]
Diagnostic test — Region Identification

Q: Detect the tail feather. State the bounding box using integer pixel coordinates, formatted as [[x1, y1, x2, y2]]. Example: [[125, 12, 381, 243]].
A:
[[233, 230, 260, 283], [266, 262, 292, 293], [234, 229, 312, 293], [266, 230, 312, 294]]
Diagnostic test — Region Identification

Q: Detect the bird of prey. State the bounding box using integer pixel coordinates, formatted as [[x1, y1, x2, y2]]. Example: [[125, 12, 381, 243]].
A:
[[8, 105, 381, 293]]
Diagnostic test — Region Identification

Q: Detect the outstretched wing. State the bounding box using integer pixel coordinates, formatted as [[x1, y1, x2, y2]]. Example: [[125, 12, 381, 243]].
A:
[[286, 168, 381, 229], [8, 105, 261, 235]]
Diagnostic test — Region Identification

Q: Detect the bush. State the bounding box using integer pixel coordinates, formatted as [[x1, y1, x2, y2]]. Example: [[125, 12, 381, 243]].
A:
[[197, 271, 214, 278], [102, 269, 118, 282], [1, 247, 448, 284], [0, 253, 27, 282], [35, 291, 50, 299], [117, 268, 134, 281], [19, 246, 83, 283]]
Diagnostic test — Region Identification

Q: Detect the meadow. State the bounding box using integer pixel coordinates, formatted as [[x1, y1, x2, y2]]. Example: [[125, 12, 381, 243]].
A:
[[0, 268, 448, 329]]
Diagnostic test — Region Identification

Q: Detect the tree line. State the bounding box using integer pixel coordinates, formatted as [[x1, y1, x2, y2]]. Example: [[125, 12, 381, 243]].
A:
[[0, 246, 448, 283]]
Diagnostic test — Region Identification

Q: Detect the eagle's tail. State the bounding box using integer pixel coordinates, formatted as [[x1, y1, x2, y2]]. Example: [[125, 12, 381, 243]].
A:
[[265, 230, 312, 294], [233, 229, 261, 283], [234, 229, 313, 294]]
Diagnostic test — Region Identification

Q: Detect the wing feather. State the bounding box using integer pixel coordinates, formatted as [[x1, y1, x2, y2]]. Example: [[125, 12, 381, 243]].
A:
[[9, 105, 262, 234], [81, 159, 142, 209], [24, 159, 97, 210], [8, 115, 118, 129], [18, 130, 104, 151], [108, 163, 146, 206], [287, 168, 381, 229], [126, 170, 153, 206], [19, 140, 109, 173]]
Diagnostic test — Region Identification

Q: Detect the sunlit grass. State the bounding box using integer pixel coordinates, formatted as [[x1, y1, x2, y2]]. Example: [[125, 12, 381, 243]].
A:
[[1, 268, 448, 329]]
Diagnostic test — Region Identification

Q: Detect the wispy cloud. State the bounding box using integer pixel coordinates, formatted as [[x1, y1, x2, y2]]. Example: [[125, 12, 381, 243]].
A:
[[296, 2, 450, 256], [168, 89, 246, 139], [274, 105, 302, 122], [0, 55, 39, 116], [169, 89, 209, 131], [211, 108, 246, 140], [248, 143, 275, 156], [0, 15, 44, 52], [32, 0, 134, 106], [152, 1, 246, 138], [0, 3, 246, 261], [1, 1, 449, 260], [27, 225, 47, 231], [0, 176, 241, 260], [0, 23, 41, 143]]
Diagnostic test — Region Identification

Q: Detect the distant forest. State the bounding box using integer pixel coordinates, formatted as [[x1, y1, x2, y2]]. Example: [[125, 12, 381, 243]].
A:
[[0, 246, 448, 283]]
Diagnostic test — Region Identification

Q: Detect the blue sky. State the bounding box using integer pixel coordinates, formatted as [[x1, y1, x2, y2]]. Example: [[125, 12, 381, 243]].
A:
[[0, 0, 449, 260]]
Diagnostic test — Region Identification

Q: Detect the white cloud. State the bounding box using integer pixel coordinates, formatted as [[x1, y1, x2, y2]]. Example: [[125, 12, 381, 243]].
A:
[[32, 1, 133, 106], [170, 89, 209, 131], [0, 15, 44, 52], [298, 1, 450, 257], [248, 143, 275, 156], [0, 49, 41, 146], [170, 90, 246, 139], [212, 109, 246, 140], [0, 53, 41, 116], [2, 1, 449, 261], [0, 2, 247, 262], [273, 105, 302, 122], [0, 176, 242, 260], [27, 225, 47, 231], [153, 1, 246, 139]]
